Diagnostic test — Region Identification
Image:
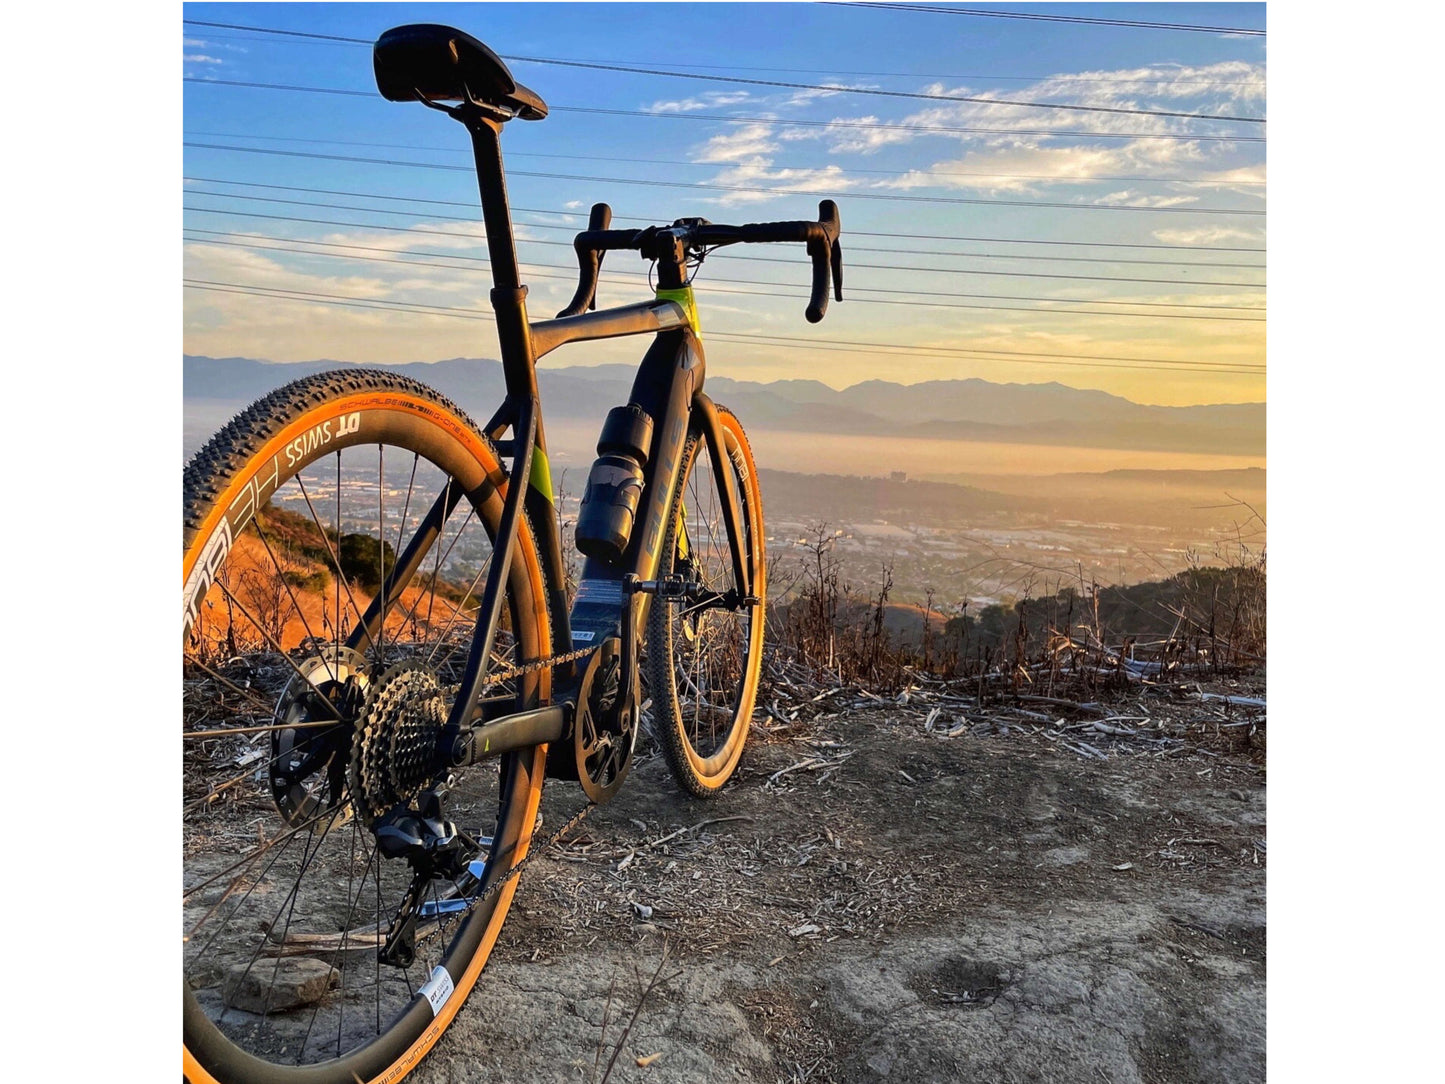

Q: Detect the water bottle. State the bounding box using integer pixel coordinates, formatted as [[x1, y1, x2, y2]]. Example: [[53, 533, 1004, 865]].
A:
[[575, 403, 655, 564]]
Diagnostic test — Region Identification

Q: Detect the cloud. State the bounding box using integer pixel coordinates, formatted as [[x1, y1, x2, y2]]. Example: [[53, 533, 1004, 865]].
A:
[[184, 54, 224, 65], [780, 86, 846, 108], [646, 90, 753, 113], [880, 141, 1183, 195], [1151, 226, 1266, 246], [1092, 189, 1202, 209], [692, 123, 780, 163], [697, 159, 858, 206], [774, 59, 1265, 159], [183, 36, 248, 55], [809, 115, 916, 155]]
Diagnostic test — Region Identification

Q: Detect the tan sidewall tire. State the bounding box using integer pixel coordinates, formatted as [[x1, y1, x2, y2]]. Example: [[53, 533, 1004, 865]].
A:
[[182, 373, 551, 1084]]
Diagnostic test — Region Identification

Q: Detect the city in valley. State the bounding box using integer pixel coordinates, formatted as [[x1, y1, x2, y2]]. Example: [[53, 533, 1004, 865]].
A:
[[186, 356, 1265, 636]]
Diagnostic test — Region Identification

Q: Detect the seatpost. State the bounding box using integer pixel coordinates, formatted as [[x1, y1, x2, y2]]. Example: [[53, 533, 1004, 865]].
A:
[[461, 112, 538, 399]]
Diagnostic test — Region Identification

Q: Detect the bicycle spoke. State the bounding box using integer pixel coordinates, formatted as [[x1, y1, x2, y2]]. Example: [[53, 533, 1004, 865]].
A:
[[377, 444, 386, 667], [251, 514, 323, 649], [294, 470, 367, 633]]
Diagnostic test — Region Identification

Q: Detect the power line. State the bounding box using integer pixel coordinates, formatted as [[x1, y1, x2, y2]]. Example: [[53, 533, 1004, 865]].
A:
[[560, 102, 1264, 143], [702, 329, 1262, 371], [181, 218, 1264, 322], [183, 129, 1268, 189], [181, 232, 1259, 369], [182, 190, 1264, 288], [826, 3, 1266, 36], [181, 77, 1266, 145], [178, 19, 1263, 123], [183, 175, 1265, 253], [183, 139, 1266, 217], [184, 19, 368, 44], [182, 230, 1265, 313], [503, 54, 1265, 124], [704, 331, 1261, 375], [179, 180, 1266, 270], [182, 279, 1263, 375], [182, 19, 1266, 86]]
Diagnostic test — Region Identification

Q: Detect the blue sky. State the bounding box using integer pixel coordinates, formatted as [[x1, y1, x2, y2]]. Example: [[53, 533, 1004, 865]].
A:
[[182, 2, 1266, 404]]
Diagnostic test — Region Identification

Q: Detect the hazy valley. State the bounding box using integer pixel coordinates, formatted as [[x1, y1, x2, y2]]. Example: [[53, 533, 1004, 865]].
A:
[[184, 355, 1266, 619]]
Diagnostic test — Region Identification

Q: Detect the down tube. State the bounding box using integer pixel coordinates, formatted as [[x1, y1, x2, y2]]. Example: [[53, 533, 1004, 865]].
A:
[[569, 328, 706, 646]]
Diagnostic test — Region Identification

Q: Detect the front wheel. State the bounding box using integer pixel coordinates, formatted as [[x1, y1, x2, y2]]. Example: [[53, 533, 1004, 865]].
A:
[[646, 405, 766, 796]]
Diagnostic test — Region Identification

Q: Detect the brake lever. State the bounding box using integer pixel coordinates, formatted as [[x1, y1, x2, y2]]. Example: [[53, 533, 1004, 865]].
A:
[[805, 199, 843, 323], [557, 202, 613, 318]]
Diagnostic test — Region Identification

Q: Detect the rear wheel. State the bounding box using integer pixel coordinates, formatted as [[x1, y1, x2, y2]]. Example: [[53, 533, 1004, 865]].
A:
[[183, 370, 551, 1083], [646, 406, 765, 796]]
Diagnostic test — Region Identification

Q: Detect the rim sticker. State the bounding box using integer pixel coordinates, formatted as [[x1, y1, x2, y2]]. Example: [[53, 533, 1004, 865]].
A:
[[419, 966, 454, 1016], [183, 520, 233, 635]]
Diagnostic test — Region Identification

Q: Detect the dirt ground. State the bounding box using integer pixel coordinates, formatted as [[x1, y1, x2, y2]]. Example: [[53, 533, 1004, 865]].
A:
[[410, 688, 1266, 1084]]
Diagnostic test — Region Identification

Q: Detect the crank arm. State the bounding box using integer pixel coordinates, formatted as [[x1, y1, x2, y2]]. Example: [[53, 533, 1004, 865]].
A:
[[446, 701, 574, 767]]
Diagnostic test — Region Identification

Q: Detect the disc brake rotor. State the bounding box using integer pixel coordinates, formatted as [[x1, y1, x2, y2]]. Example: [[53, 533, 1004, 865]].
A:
[[270, 645, 369, 826]]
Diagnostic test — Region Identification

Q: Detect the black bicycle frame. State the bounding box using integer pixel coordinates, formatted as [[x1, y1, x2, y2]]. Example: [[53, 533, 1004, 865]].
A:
[[419, 107, 749, 771]]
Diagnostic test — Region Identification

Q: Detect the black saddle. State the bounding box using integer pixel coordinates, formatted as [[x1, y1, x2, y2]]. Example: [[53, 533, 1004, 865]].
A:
[[374, 24, 547, 121]]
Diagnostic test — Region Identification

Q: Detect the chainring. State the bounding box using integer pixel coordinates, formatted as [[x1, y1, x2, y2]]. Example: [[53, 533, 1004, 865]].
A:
[[574, 637, 638, 803]]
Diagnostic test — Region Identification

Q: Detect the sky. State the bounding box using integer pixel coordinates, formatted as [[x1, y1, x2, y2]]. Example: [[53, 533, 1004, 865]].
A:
[[182, 2, 1266, 406]]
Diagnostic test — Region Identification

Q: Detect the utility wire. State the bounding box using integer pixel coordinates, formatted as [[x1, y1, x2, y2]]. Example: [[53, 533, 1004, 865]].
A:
[[825, 3, 1266, 36], [703, 330, 1262, 375], [181, 208, 1267, 305], [181, 77, 1266, 144], [184, 25, 1262, 87], [182, 231, 1266, 313], [182, 279, 1263, 375], [180, 19, 1263, 122], [181, 231, 1257, 370], [183, 129, 1268, 188], [180, 179, 1265, 267], [182, 191, 1265, 288], [502, 54, 1266, 124], [183, 176, 1265, 252], [181, 220, 1263, 323], [702, 329, 1262, 371], [183, 140, 1266, 216], [558, 102, 1264, 143]]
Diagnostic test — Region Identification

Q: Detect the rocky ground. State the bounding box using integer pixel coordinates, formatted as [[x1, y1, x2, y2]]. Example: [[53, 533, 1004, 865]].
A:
[[413, 682, 1266, 1083]]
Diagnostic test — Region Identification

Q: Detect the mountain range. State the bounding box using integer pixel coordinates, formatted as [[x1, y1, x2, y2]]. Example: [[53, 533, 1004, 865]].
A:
[[183, 355, 1264, 457]]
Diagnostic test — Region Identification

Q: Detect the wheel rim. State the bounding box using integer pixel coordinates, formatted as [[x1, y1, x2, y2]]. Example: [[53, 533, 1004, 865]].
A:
[[661, 427, 760, 772], [183, 389, 546, 1079]]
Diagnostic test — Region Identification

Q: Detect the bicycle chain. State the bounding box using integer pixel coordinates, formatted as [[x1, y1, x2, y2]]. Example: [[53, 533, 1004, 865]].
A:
[[400, 644, 599, 949], [475, 644, 597, 688]]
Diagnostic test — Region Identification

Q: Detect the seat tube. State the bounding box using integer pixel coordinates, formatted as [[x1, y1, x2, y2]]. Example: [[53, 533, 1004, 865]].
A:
[[459, 114, 575, 668], [465, 116, 538, 400]]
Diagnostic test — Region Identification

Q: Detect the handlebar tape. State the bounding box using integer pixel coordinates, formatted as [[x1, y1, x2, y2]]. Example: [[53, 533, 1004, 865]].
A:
[[557, 199, 843, 322]]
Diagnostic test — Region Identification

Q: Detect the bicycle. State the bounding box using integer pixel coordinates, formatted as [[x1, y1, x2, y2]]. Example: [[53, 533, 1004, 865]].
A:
[[182, 24, 842, 1084]]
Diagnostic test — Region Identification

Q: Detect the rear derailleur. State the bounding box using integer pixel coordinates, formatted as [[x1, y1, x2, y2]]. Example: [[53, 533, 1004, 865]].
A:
[[373, 788, 483, 969]]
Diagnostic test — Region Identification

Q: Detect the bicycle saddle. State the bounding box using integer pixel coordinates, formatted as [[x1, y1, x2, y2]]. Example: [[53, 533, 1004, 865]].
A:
[[374, 24, 548, 120]]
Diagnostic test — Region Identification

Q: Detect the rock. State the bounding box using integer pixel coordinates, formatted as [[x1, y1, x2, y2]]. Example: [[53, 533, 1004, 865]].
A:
[[1040, 846, 1090, 867], [222, 957, 339, 1014], [866, 1052, 895, 1077]]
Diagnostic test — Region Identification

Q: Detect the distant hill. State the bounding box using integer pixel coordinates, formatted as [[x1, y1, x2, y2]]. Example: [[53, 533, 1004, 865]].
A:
[[183, 355, 1264, 457]]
